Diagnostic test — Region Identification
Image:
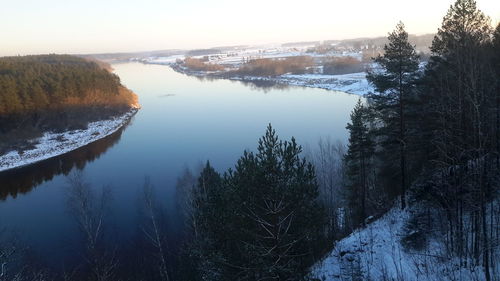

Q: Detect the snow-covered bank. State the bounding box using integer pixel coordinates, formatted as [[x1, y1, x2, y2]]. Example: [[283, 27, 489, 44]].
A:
[[0, 108, 139, 172], [311, 203, 498, 281], [231, 72, 372, 95], [158, 62, 373, 96]]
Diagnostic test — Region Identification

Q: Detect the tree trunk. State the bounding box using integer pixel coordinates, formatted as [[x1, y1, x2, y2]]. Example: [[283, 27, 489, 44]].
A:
[[399, 67, 406, 210]]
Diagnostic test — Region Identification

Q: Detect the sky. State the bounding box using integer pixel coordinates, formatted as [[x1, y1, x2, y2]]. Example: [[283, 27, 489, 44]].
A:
[[1, 0, 499, 56]]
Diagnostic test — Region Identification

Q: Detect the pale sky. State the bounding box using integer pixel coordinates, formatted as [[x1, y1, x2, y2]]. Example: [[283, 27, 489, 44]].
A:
[[1, 0, 499, 56]]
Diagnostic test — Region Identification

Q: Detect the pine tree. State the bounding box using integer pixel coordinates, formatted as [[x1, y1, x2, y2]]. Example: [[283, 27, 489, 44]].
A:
[[366, 21, 420, 209], [431, 0, 491, 57], [493, 23, 500, 167], [189, 161, 227, 281], [231, 125, 325, 280], [344, 99, 374, 227], [422, 0, 493, 168], [185, 125, 327, 280], [0, 76, 22, 115]]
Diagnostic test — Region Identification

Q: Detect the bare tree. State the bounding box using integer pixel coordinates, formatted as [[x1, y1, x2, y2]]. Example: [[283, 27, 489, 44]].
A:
[[66, 172, 118, 281], [0, 230, 18, 281], [175, 165, 200, 229], [140, 177, 170, 281], [0, 230, 51, 281], [305, 137, 346, 234]]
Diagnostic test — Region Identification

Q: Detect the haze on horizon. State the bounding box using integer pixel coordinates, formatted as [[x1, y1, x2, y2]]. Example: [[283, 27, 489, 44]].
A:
[[1, 0, 499, 56]]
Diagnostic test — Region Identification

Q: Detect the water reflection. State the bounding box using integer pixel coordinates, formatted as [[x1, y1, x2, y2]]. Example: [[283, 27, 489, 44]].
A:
[[0, 122, 130, 200], [235, 79, 291, 92], [191, 73, 291, 92]]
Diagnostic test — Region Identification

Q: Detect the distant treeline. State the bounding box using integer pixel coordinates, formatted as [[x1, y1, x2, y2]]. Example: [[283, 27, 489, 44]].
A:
[[186, 49, 222, 56], [182, 55, 368, 77], [0, 55, 137, 116], [182, 56, 315, 76]]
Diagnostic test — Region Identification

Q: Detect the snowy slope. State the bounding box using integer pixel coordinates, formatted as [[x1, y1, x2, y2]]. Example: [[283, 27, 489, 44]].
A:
[[0, 108, 138, 172], [311, 204, 497, 281]]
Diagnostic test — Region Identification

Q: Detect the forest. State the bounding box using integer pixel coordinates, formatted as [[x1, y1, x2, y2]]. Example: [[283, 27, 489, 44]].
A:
[[0, 55, 138, 153], [339, 0, 500, 279]]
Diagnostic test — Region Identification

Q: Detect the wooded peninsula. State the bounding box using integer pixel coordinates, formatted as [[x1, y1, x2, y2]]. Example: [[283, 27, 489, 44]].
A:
[[0, 55, 138, 154]]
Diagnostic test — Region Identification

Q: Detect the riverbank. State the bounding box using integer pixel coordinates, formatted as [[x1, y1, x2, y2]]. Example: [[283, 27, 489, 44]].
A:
[[0, 107, 139, 172], [229, 72, 371, 95], [163, 62, 372, 95]]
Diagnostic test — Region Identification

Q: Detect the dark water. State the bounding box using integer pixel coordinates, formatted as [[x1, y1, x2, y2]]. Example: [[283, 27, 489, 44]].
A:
[[0, 62, 359, 267]]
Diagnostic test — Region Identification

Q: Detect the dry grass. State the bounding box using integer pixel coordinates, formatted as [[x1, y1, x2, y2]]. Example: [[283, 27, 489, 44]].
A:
[[322, 56, 366, 75], [183, 57, 225, 72]]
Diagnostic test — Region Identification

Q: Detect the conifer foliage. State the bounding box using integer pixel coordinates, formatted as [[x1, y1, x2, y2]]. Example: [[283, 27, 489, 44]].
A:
[[366, 22, 420, 209], [185, 125, 327, 281], [344, 99, 374, 227], [0, 55, 136, 117]]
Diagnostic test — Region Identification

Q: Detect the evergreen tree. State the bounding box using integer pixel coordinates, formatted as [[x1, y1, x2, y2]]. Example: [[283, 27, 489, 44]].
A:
[[188, 161, 228, 281], [422, 0, 493, 168], [431, 0, 491, 57], [493, 23, 500, 167], [185, 125, 328, 281], [344, 99, 374, 227], [228, 125, 326, 280], [366, 21, 420, 209], [0, 76, 21, 115]]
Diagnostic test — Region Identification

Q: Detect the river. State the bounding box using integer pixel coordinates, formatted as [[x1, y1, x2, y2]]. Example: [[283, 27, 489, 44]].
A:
[[0, 62, 359, 269]]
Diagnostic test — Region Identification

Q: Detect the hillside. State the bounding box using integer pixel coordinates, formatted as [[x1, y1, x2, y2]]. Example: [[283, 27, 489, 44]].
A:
[[312, 199, 499, 281]]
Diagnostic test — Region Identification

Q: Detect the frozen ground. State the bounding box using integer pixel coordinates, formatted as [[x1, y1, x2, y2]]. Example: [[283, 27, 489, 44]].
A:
[[0, 108, 138, 172], [311, 203, 498, 281]]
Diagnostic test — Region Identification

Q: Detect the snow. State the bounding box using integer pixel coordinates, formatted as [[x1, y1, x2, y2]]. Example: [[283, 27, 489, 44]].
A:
[[140, 55, 185, 65], [272, 72, 372, 95], [0, 108, 138, 172], [311, 203, 496, 281], [226, 72, 372, 95]]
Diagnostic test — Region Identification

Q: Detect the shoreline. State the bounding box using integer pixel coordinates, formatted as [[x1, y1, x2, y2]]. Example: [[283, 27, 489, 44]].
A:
[[146, 61, 372, 95], [0, 107, 139, 173]]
